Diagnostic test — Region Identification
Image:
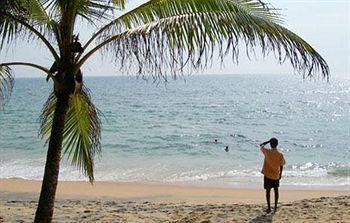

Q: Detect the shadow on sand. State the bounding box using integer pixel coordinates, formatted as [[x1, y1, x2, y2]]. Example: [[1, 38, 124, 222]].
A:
[[249, 213, 274, 223]]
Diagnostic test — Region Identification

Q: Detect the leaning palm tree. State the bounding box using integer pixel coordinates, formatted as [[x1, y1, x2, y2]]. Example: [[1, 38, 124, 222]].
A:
[[0, 0, 329, 222]]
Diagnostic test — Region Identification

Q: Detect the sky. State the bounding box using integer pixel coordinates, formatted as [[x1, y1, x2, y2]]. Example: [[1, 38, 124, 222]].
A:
[[1, 0, 349, 78]]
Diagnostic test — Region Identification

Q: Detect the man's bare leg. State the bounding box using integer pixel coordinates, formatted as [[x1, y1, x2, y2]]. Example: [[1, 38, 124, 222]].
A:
[[265, 188, 271, 213], [274, 187, 279, 212]]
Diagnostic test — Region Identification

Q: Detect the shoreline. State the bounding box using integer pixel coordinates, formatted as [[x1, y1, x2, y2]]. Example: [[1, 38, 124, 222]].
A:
[[2, 176, 349, 190], [1, 179, 348, 204]]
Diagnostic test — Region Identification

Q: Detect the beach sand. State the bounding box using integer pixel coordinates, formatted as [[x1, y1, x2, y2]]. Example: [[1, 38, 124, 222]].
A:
[[0, 179, 349, 222]]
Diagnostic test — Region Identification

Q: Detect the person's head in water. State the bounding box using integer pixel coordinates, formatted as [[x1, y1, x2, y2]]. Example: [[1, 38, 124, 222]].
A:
[[269, 138, 278, 148]]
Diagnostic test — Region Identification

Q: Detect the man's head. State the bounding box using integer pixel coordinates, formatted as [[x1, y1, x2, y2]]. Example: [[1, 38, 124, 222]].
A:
[[269, 138, 278, 148]]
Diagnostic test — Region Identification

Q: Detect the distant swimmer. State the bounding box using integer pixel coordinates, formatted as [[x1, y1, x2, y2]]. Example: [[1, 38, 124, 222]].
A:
[[214, 139, 218, 143], [259, 138, 286, 213], [225, 145, 229, 152]]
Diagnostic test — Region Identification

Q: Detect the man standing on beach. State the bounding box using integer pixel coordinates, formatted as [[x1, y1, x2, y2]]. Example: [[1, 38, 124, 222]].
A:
[[260, 138, 286, 213]]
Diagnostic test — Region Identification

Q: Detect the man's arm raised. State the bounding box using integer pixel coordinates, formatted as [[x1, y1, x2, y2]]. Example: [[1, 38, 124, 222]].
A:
[[260, 140, 270, 154]]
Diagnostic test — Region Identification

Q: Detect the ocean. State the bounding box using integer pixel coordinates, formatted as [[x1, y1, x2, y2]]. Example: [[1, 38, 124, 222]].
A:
[[0, 74, 349, 188]]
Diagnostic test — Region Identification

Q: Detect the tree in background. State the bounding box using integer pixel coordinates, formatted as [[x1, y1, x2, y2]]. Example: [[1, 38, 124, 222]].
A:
[[0, 0, 329, 222]]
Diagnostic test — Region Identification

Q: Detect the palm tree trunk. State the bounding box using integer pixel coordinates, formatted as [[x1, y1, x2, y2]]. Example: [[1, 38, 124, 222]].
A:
[[34, 92, 70, 223]]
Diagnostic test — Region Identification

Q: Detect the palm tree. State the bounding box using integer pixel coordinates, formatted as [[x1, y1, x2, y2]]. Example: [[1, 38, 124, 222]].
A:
[[0, 0, 329, 222]]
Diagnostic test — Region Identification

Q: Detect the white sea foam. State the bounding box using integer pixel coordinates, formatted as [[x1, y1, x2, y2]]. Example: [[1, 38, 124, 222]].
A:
[[1, 159, 348, 187]]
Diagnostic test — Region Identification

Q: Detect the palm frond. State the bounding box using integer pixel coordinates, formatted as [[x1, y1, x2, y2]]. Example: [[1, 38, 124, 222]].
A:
[[0, 65, 14, 107], [0, 0, 22, 48], [24, 1, 59, 38], [43, 0, 125, 24], [0, 0, 53, 31], [0, 0, 59, 59], [83, 0, 328, 80], [0, 0, 24, 13], [21, 0, 50, 24], [96, 0, 281, 40], [109, 0, 126, 8], [40, 87, 102, 182], [76, 0, 115, 21], [79, 0, 126, 20]]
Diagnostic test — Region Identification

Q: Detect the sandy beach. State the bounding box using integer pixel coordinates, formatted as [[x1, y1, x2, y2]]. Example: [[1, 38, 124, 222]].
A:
[[0, 179, 349, 222]]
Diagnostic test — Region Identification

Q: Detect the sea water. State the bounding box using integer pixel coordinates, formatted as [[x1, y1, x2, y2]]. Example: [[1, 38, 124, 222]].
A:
[[0, 74, 349, 188]]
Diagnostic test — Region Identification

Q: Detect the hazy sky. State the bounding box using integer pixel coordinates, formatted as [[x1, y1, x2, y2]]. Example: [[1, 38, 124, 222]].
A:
[[1, 0, 349, 78]]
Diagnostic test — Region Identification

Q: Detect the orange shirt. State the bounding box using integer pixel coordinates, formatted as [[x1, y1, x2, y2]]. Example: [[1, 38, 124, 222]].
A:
[[261, 147, 286, 180]]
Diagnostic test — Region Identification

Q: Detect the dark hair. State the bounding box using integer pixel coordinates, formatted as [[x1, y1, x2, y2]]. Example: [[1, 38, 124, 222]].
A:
[[270, 138, 278, 148]]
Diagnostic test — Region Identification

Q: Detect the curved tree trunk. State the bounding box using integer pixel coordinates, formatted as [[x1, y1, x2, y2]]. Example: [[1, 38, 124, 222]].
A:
[[34, 92, 70, 223]]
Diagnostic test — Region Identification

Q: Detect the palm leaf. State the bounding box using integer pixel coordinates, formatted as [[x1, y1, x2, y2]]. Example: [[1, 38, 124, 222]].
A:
[[0, 65, 14, 107], [109, 0, 126, 9], [76, 0, 116, 21], [22, 0, 50, 23], [83, 0, 328, 80], [79, 0, 126, 20], [40, 87, 102, 182], [43, 0, 125, 23], [0, 0, 57, 50], [0, 0, 22, 48]]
